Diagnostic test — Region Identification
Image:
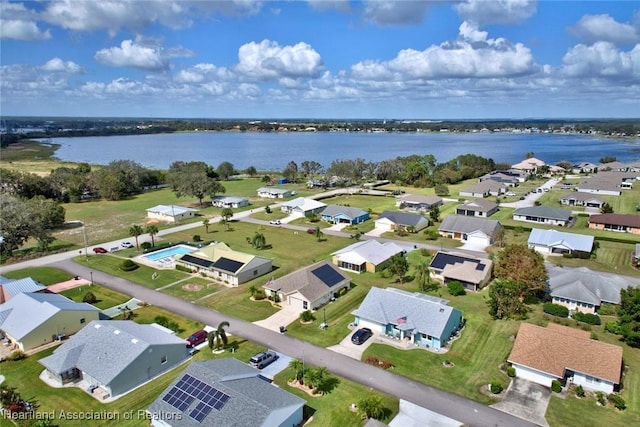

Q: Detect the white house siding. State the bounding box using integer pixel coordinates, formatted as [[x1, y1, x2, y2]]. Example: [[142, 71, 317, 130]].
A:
[[465, 231, 491, 247], [374, 218, 395, 232], [512, 363, 557, 387], [285, 294, 308, 311], [552, 297, 596, 314], [513, 214, 568, 226], [572, 372, 615, 394], [354, 318, 385, 334]]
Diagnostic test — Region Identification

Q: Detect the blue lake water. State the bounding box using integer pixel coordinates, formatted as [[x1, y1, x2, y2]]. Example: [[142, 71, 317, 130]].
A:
[[50, 131, 640, 171]]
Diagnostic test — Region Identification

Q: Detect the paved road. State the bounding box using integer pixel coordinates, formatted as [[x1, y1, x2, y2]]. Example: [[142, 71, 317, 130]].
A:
[[49, 258, 535, 427]]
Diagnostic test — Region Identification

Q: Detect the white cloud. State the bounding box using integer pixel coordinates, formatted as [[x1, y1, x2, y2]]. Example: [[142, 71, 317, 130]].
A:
[[0, 2, 50, 40], [95, 39, 192, 71], [236, 40, 324, 80], [455, 0, 537, 26], [350, 21, 538, 80], [569, 14, 639, 45], [174, 64, 233, 83], [41, 58, 82, 73], [561, 42, 640, 80], [40, 0, 263, 36], [307, 0, 351, 13], [362, 0, 433, 26]]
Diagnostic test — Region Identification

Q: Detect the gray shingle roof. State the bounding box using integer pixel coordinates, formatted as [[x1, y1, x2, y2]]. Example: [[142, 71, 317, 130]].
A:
[[377, 210, 429, 228], [514, 206, 572, 221], [528, 229, 594, 253], [547, 265, 639, 305], [438, 215, 501, 237], [0, 293, 99, 340], [352, 287, 461, 339], [39, 320, 186, 385], [320, 204, 368, 220], [456, 198, 498, 212], [264, 261, 350, 303], [147, 358, 305, 427]]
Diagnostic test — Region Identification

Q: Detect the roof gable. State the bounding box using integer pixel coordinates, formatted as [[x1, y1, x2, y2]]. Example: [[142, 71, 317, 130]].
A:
[[514, 206, 572, 221], [264, 261, 350, 302], [528, 229, 594, 252], [377, 210, 429, 227], [438, 215, 501, 236]]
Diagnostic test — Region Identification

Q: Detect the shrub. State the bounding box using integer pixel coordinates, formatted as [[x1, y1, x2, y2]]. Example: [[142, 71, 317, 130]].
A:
[[253, 289, 266, 300], [575, 385, 585, 398], [175, 264, 193, 273], [193, 234, 202, 242], [447, 281, 466, 296], [363, 356, 394, 370], [489, 380, 503, 394], [551, 380, 562, 393], [119, 259, 139, 271], [9, 350, 25, 361], [542, 303, 569, 318], [506, 366, 516, 377], [608, 394, 626, 410], [141, 241, 152, 250], [423, 229, 439, 240], [299, 310, 315, 322], [573, 312, 601, 325], [604, 321, 621, 335], [264, 205, 271, 214], [82, 292, 97, 304], [595, 391, 607, 406]]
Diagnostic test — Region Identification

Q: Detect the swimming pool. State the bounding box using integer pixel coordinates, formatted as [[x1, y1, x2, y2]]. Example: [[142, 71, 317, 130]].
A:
[[144, 245, 195, 261]]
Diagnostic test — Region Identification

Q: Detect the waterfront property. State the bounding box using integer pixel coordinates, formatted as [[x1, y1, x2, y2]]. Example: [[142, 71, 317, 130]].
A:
[[588, 213, 640, 234], [513, 206, 572, 227], [527, 229, 594, 256], [352, 287, 462, 350], [511, 157, 546, 175], [438, 215, 502, 248], [144, 245, 197, 262], [39, 320, 188, 399], [428, 251, 493, 291], [331, 240, 405, 273], [176, 242, 272, 286], [263, 260, 350, 311], [508, 323, 623, 394], [147, 358, 305, 427], [146, 205, 199, 223], [0, 292, 100, 352]]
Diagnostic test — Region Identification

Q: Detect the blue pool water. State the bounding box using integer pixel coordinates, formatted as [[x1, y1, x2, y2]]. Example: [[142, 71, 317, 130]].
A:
[[144, 246, 194, 261]]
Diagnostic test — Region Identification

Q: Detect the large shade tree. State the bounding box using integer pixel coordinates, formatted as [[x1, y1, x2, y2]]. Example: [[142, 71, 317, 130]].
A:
[[493, 244, 547, 301], [167, 161, 226, 206]]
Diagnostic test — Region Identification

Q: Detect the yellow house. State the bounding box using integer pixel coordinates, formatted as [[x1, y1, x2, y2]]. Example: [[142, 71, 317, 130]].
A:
[[0, 292, 101, 352]]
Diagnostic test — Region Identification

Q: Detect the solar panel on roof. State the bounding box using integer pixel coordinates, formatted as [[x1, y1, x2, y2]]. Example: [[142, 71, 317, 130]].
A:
[[213, 257, 244, 273], [180, 254, 214, 268], [162, 374, 230, 423], [311, 264, 345, 287]]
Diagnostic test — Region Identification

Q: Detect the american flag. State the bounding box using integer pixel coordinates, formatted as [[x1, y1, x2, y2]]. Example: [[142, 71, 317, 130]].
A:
[[397, 316, 407, 324], [266, 277, 275, 287]]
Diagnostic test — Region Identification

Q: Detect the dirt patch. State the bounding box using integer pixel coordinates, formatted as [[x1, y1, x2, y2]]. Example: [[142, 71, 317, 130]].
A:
[[182, 283, 204, 292]]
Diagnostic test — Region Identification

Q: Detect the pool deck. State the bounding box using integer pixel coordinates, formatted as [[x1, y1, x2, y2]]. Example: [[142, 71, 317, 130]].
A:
[[136, 245, 197, 270]]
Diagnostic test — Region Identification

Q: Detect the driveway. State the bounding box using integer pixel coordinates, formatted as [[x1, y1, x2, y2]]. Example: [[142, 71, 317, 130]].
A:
[[491, 378, 551, 427], [364, 226, 386, 237], [258, 351, 293, 380], [252, 304, 300, 332], [327, 328, 374, 359], [389, 399, 462, 427]]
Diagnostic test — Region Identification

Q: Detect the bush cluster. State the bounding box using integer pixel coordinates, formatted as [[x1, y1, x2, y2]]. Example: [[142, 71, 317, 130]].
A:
[[551, 380, 562, 393], [573, 311, 601, 325], [542, 303, 569, 318], [608, 394, 626, 410], [506, 366, 516, 377], [363, 356, 394, 370], [82, 292, 97, 304], [119, 259, 139, 271], [447, 281, 466, 296], [299, 310, 315, 322], [575, 385, 585, 398], [489, 380, 503, 394], [175, 264, 193, 273]]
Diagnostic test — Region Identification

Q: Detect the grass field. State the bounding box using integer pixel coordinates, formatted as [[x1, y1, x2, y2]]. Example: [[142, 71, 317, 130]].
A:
[[161, 278, 224, 302], [60, 284, 131, 310], [2, 266, 74, 285]]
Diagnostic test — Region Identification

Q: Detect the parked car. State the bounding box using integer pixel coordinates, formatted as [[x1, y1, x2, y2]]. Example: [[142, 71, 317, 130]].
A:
[[269, 220, 281, 225], [92, 247, 108, 254], [306, 228, 316, 234], [249, 350, 279, 369], [351, 328, 373, 345], [121, 241, 134, 248], [186, 330, 208, 347], [506, 191, 516, 196]]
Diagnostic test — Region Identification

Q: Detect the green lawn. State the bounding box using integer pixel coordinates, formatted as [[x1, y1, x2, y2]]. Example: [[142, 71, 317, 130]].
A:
[[161, 278, 224, 302], [2, 266, 73, 285], [60, 284, 131, 310], [112, 304, 203, 339], [198, 286, 279, 322], [74, 254, 190, 289]]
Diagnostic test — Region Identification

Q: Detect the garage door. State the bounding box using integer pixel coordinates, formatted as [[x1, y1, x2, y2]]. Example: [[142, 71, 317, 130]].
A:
[[466, 233, 488, 247]]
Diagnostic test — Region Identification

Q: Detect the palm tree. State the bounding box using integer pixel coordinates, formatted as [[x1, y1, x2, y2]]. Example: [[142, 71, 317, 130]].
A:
[[203, 218, 210, 233], [129, 224, 144, 249], [358, 395, 386, 420], [251, 232, 266, 249], [216, 321, 230, 348], [314, 226, 323, 242], [289, 359, 304, 383], [415, 260, 433, 292], [220, 218, 228, 231], [145, 224, 159, 247]]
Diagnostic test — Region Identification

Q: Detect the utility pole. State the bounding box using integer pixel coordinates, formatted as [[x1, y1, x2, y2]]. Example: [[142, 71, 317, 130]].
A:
[[83, 221, 89, 260]]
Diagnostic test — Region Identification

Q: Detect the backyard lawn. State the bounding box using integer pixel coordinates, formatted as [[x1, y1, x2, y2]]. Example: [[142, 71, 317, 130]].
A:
[[197, 285, 280, 322], [2, 266, 73, 285], [60, 284, 131, 310]]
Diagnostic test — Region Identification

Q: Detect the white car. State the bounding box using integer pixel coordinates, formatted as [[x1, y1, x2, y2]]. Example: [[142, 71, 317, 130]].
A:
[[121, 241, 134, 248], [269, 220, 281, 225], [506, 191, 517, 196]]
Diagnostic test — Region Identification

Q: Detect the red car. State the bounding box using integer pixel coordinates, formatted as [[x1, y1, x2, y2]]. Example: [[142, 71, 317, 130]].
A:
[[92, 247, 108, 254], [306, 228, 316, 234], [186, 330, 208, 347]]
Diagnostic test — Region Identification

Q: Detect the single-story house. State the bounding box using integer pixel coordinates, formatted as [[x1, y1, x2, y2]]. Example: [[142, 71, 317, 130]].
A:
[[508, 323, 623, 393], [438, 215, 502, 247], [478, 171, 520, 186], [211, 196, 249, 209], [0, 292, 100, 352], [588, 213, 640, 234], [320, 205, 369, 225], [0, 276, 47, 303], [396, 194, 443, 212], [572, 162, 598, 174], [39, 320, 188, 398], [559, 193, 605, 209], [147, 205, 199, 223], [547, 265, 639, 314], [511, 157, 546, 175], [177, 242, 272, 286], [428, 251, 493, 291], [352, 287, 463, 350], [527, 229, 594, 256], [256, 187, 292, 199], [458, 180, 507, 198], [264, 261, 350, 311], [513, 206, 572, 226], [375, 210, 430, 233], [279, 197, 326, 217], [147, 358, 305, 427], [455, 199, 498, 218], [331, 240, 405, 273]]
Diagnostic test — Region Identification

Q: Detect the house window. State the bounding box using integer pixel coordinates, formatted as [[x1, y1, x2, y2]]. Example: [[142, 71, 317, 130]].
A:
[[303, 301, 308, 309], [161, 356, 167, 365], [586, 375, 601, 384], [253, 269, 258, 276], [80, 318, 86, 324]]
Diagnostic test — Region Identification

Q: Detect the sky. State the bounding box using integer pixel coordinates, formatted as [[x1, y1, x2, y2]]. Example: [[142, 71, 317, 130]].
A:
[[1, 0, 640, 119]]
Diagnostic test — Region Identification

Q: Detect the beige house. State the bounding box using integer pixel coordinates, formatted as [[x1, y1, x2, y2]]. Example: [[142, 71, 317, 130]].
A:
[[0, 293, 100, 352], [146, 205, 198, 223]]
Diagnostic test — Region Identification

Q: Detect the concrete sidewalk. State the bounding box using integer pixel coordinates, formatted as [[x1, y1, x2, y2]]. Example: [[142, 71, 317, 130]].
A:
[[102, 297, 144, 318]]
